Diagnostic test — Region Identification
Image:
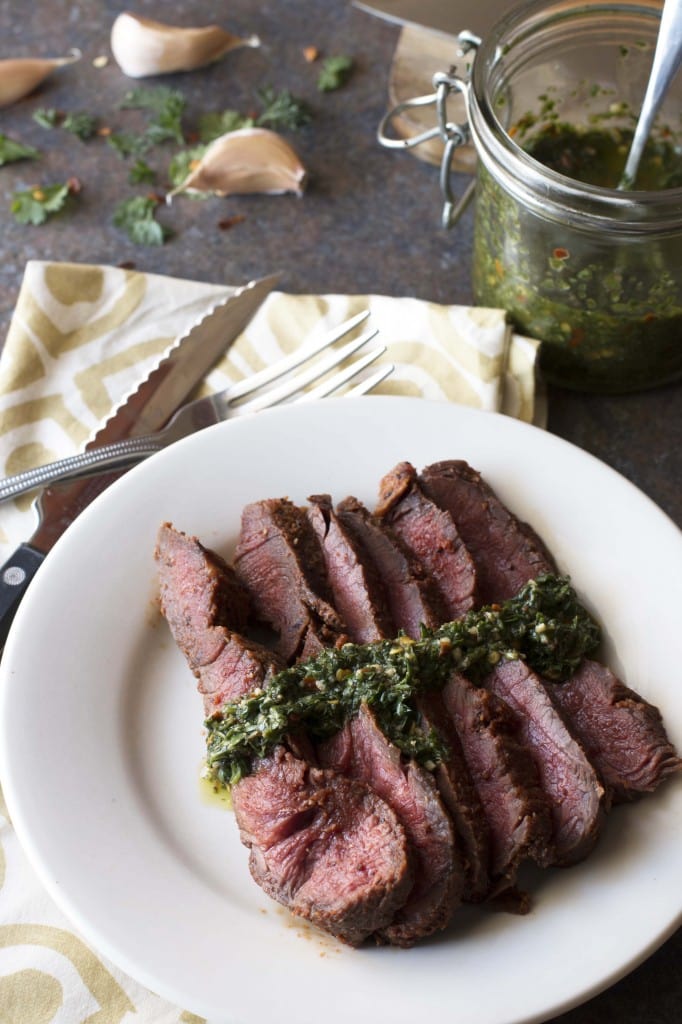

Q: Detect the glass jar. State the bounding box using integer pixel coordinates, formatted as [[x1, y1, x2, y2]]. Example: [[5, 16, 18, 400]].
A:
[[381, 0, 682, 393]]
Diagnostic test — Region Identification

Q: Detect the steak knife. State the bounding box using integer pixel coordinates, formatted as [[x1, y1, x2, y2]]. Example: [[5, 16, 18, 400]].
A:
[[0, 272, 278, 648], [353, 0, 514, 38]]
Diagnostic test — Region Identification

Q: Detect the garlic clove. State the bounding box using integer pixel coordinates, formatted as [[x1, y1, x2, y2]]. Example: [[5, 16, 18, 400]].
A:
[[110, 12, 260, 78], [0, 49, 81, 108], [167, 127, 308, 200]]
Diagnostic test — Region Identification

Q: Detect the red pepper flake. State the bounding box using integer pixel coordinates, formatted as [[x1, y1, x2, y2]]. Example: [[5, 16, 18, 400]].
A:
[[66, 177, 82, 195], [303, 46, 319, 62], [218, 214, 247, 231], [553, 247, 570, 260], [569, 327, 585, 348], [643, 311, 658, 322], [117, 261, 137, 270]]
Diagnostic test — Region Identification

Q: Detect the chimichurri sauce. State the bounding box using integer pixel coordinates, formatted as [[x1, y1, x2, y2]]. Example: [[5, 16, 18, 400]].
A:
[[522, 123, 682, 191], [205, 574, 600, 786]]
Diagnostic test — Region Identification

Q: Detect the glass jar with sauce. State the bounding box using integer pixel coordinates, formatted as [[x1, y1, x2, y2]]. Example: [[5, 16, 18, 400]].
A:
[[381, 0, 682, 393]]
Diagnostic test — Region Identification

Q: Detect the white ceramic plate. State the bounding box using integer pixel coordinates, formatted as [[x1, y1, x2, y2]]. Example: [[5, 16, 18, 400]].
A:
[[1, 397, 681, 1024]]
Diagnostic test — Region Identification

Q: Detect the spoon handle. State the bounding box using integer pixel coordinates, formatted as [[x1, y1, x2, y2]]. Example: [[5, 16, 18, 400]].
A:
[[619, 0, 682, 188]]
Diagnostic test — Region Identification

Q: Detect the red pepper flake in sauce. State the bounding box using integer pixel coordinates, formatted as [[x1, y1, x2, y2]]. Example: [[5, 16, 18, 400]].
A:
[[553, 247, 570, 260]]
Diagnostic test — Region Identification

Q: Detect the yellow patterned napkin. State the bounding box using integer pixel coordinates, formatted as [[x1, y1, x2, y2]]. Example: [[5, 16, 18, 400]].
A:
[[0, 259, 543, 1024]]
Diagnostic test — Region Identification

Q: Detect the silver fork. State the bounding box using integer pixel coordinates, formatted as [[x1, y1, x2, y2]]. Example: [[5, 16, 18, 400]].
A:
[[0, 314, 393, 503]]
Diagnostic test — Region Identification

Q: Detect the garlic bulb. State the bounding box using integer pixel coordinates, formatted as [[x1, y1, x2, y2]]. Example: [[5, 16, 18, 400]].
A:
[[168, 128, 307, 200], [110, 12, 260, 78], [0, 50, 80, 108]]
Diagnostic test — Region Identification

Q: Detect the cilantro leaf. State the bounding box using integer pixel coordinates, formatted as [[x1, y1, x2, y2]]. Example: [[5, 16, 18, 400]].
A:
[[0, 134, 39, 166], [317, 55, 354, 92], [62, 112, 97, 141], [128, 158, 156, 185], [120, 86, 186, 145], [33, 107, 61, 129], [107, 132, 151, 159], [167, 145, 207, 189], [198, 110, 253, 144], [255, 87, 311, 130], [10, 183, 71, 225], [112, 195, 169, 246]]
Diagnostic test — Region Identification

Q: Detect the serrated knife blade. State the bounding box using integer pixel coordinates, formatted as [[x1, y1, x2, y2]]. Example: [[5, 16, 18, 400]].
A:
[[353, 0, 511, 39], [0, 272, 279, 647]]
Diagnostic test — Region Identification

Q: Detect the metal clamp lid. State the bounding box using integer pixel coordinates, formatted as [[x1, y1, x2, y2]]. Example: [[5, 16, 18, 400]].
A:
[[377, 33, 481, 228]]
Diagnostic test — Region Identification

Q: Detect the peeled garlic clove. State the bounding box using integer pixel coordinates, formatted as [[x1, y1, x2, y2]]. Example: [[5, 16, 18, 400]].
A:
[[110, 12, 260, 78], [168, 128, 307, 200], [0, 49, 81, 108]]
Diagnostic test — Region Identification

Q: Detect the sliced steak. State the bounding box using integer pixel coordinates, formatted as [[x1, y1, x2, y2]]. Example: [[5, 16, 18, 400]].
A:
[[307, 494, 395, 643], [157, 524, 413, 947], [545, 659, 682, 802], [485, 659, 605, 865], [335, 496, 445, 638], [441, 672, 553, 889], [318, 704, 462, 946], [377, 461, 478, 620], [419, 460, 556, 604], [234, 497, 347, 662], [418, 690, 491, 901], [232, 747, 413, 946], [155, 523, 281, 714]]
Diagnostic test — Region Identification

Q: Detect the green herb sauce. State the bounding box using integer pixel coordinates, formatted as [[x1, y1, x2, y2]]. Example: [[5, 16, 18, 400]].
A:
[[472, 99, 682, 392], [205, 574, 600, 786]]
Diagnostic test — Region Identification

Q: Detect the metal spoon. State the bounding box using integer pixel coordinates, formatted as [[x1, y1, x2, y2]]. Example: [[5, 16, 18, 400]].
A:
[[619, 0, 682, 189]]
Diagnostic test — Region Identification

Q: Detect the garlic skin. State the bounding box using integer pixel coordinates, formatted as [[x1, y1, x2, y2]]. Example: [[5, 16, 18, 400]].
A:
[[110, 12, 260, 78], [0, 50, 81, 108], [168, 128, 308, 200]]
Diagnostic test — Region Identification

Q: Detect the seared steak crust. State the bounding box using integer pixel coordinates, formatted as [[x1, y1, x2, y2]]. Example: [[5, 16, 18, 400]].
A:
[[486, 659, 605, 865], [318, 705, 462, 946], [232, 746, 413, 946], [441, 672, 553, 889], [377, 461, 478, 620], [307, 494, 394, 643], [420, 460, 556, 604], [155, 523, 281, 714], [546, 659, 682, 801], [234, 498, 347, 662]]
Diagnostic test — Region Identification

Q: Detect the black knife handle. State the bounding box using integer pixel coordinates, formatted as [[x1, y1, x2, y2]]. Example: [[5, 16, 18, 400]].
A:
[[0, 543, 45, 649]]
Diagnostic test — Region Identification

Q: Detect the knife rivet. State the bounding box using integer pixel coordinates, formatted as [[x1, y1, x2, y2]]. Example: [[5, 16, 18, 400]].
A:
[[3, 566, 26, 587]]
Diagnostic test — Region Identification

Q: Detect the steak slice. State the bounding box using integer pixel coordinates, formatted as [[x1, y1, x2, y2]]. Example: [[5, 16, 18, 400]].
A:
[[307, 494, 395, 643], [232, 746, 413, 946], [545, 659, 682, 802], [335, 496, 445, 638], [318, 705, 462, 946], [376, 461, 478, 620], [234, 497, 347, 662], [485, 659, 605, 865], [155, 523, 281, 714], [418, 690, 491, 901], [419, 460, 556, 604], [441, 672, 553, 889]]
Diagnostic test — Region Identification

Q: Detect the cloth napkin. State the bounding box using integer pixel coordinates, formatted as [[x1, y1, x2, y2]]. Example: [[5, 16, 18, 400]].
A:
[[0, 260, 543, 1024]]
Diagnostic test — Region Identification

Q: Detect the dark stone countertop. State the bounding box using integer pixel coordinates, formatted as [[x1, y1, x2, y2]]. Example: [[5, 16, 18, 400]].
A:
[[0, 3, 680, 1022]]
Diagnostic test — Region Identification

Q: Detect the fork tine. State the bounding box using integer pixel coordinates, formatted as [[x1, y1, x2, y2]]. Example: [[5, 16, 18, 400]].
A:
[[301, 346, 388, 400], [225, 309, 371, 402], [233, 328, 379, 414], [342, 361, 395, 397]]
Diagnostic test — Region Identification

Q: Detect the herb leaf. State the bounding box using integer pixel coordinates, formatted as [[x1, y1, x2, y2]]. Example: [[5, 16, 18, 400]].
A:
[[167, 145, 207, 189], [112, 195, 169, 246], [33, 107, 61, 129], [0, 135, 39, 166], [62, 111, 98, 141], [128, 158, 156, 185], [120, 86, 186, 145], [10, 183, 71, 225], [255, 87, 311, 130], [198, 110, 253, 144], [317, 55, 354, 92], [107, 132, 151, 159]]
